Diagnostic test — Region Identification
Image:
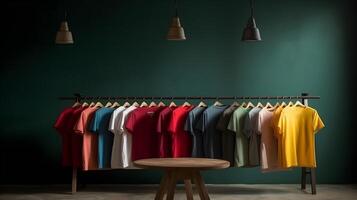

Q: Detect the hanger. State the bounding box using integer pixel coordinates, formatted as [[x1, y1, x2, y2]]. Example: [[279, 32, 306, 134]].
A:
[[294, 100, 306, 107], [105, 102, 112, 107], [82, 102, 89, 107], [182, 97, 191, 106], [95, 101, 104, 108], [169, 97, 177, 107], [72, 101, 81, 108], [111, 102, 120, 108], [158, 97, 166, 107], [256, 102, 264, 108], [197, 97, 207, 108], [140, 98, 148, 107], [246, 101, 255, 108], [149, 98, 157, 107], [132, 101, 140, 107], [89, 102, 96, 107], [264, 102, 273, 109], [213, 97, 223, 106]]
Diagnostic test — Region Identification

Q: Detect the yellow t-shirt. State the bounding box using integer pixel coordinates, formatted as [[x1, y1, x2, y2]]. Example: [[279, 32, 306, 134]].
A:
[[277, 106, 324, 168], [271, 106, 285, 167]]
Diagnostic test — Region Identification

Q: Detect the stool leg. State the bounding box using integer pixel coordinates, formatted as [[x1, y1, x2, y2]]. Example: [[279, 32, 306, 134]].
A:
[[301, 167, 306, 190], [166, 170, 177, 200], [155, 171, 169, 200], [72, 168, 77, 194], [311, 168, 317, 195], [184, 179, 194, 200], [193, 171, 210, 200]]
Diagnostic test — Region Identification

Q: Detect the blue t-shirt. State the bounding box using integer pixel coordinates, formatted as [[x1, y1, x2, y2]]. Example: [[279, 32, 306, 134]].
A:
[[90, 107, 115, 168], [196, 105, 228, 158], [184, 106, 206, 158]]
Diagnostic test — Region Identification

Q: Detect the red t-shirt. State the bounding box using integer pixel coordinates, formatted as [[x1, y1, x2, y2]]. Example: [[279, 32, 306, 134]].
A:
[[156, 106, 177, 158], [168, 105, 194, 157], [54, 106, 78, 167], [125, 106, 164, 161]]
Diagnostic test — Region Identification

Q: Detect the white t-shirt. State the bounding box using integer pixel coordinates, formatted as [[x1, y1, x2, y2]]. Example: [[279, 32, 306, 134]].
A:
[[108, 106, 126, 168], [118, 105, 137, 168]]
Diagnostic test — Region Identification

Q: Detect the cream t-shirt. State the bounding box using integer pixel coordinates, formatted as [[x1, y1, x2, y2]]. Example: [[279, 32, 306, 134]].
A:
[[108, 106, 126, 168], [258, 108, 281, 171]]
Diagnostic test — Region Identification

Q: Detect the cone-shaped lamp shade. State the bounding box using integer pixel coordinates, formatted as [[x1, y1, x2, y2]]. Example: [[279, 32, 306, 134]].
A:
[[55, 21, 74, 44], [242, 17, 261, 41], [167, 17, 186, 41]]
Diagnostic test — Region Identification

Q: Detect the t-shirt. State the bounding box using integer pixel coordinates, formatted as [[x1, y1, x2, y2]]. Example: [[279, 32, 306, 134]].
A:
[[184, 106, 206, 158], [227, 107, 252, 167], [168, 105, 194, 157], [74, 106, 100, 170], [108, 106, 126, 168], [118, 105, 138, 168], [125, 106, 164, 161], [90, 107, 115, 169], [196, 105, 228, 159], [272, 105, 285, 167], [277, 106, 325, 168], [258, 108, 281, 171], [65, 106, 88, 168], [216, 104, 239, 166], [243, 107, 262, 166], [156, 106, 176, 158], [54, 106, 78, 167]]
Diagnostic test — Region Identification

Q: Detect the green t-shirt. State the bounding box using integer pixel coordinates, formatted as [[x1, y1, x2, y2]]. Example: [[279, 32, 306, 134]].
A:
[[227, 107, 252, 167]]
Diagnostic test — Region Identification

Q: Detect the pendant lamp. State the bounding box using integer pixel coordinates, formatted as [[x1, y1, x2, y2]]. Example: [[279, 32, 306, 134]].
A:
[[167, 0, 186, 41], [242, 0, 262, 41], [55, 11, 74, 44]]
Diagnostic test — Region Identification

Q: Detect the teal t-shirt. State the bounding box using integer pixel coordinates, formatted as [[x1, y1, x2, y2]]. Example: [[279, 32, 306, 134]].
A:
[[227, 107, 252, 167], [90, 107, 115, 168]]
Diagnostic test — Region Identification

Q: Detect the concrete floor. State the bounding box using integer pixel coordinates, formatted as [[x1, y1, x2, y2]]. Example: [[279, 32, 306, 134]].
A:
[[0, 184, 356, 200]]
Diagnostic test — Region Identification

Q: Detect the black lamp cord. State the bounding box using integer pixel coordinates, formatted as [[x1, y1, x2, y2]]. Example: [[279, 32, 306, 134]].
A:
[[175, 0, 179, 17], [250, 0, 255, 18]]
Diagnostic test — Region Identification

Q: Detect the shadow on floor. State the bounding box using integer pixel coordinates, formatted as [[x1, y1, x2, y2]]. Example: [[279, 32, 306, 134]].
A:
[[0, 184, 307, 195]]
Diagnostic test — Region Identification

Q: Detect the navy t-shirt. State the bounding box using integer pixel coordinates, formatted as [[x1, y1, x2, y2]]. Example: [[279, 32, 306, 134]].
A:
[[89, 107, 115, 168], [196, 105, 228, 158], [184, 107, 206, 157]]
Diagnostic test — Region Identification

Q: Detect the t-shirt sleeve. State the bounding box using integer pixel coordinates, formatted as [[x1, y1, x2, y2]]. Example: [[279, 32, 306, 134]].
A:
[[195, 112, 206, 133], [125, 112, 136, 134], [257, 112, 262, 135], [168, 111, 178, 133], [184, 112, 194, 134], [227, 113, 237, 132], [312, 111, 325, 133], [89, 112, 99, 133], [54, 110, 70, 133], [156, 113, 164, 134], [243, 114, 252, 137], [74, 112, 85, 135], [108, 111, 117, 134], [118, 112, 126, 134], [216, 113, 227, 131], [276, 112, 285, 136]]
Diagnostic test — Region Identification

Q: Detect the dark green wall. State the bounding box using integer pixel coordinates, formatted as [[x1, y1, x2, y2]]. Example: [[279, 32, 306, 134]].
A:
[[1, 0, 356, 184]]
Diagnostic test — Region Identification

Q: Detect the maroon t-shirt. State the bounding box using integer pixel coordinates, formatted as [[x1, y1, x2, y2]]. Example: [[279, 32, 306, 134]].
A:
[[54, 106, 87, 168], [125, 106, 165, 161], [156, 106, 177, 158]]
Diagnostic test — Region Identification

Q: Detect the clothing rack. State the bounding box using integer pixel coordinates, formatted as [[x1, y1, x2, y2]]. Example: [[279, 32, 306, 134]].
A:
[[58, 92, 320, 195]]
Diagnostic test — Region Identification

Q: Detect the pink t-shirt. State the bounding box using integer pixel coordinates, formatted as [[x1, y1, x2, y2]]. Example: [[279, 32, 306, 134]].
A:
[[258, 108, 281, 172], [74, 106, 100, 170]]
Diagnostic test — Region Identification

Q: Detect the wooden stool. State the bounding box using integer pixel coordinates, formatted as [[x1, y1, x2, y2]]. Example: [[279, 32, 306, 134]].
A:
[[134, 158, 230, 200]]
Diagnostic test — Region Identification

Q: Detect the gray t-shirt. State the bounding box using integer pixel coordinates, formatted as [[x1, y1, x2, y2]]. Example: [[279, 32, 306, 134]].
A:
[[184, 107, 206, 157], [243, 107, 262, 166], [196, 105, 228, 158], [216, 104, 239, 166]]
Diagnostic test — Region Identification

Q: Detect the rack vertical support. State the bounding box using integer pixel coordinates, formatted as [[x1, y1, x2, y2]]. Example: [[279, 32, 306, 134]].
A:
[[301, 92, 317, 194], [72, 93, 81, 194]]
